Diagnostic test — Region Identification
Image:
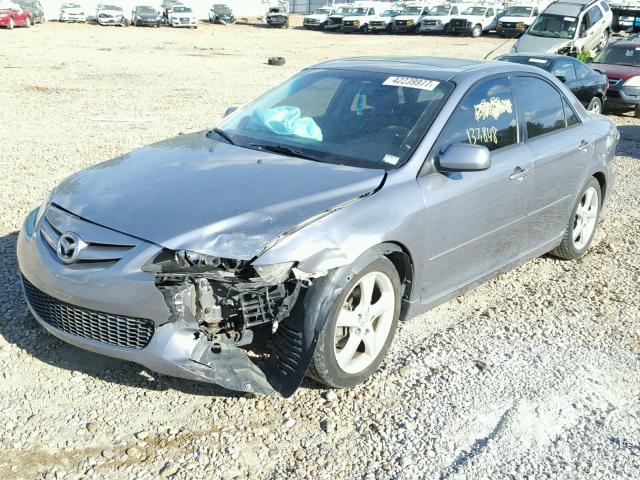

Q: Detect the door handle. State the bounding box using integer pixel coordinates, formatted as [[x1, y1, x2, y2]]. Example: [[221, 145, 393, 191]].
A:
[[578, 140, 591, 151], [509, 167, 530, 181]]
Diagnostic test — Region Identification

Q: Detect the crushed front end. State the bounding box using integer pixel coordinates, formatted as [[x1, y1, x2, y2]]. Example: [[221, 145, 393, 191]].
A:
[[17, 205, 317, 397]]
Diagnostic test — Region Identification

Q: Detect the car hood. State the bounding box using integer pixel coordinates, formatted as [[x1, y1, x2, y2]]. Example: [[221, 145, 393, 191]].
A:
[[515, 34, 571, 53], [304, 14, 328, 20], [136, 13, 158, 18], [394, 15, 419, 21], [591, 63, 640, 80], [99, 9, 123, 15], [50, 132, 386, 260], [62, 7, 84, 13]]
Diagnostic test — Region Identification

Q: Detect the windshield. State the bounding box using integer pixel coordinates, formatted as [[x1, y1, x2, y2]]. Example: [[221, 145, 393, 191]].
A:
[[173, 6, 190, 12], [430, 6, 450, 16], [462, 7, 486, 15], [593, 45, 640, 67], [136, 6, 155, 13], [401, 6, 423, 15], [528, 13, 577, 39], [213, 69, 453, 170], [62, 2, 80, 7], [334, 7, 349, 15], [349, 8, 367, 15], [381, 9, 397, 17], [505, 6, 532, 16], [214, 5, 230, 13], [314, 7, 330, 14], [103, 5, 122, 11]]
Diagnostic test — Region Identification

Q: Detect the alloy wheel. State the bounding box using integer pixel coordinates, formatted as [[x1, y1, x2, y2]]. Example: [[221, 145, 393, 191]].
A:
[[333, 271, 396, 374], [572, 186, 599, 250]]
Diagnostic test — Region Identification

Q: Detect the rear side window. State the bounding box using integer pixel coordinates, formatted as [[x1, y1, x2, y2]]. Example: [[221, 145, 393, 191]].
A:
[[514, 76, 566, 139], [452, 7, 458, 14], [587, 6, 603, 25], [438, 77, 517, 152], [575, 62, 592, 80], [552, 61, 577, 82], [600, 1, 609, 12]]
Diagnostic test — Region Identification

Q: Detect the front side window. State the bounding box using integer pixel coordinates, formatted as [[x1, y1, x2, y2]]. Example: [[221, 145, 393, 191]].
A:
[[587, 6, 603, 25], [215, 69, 454, 169], [437, 77, 517, 152], [552, 61, 577, 82], [514, 76, 566, 139]]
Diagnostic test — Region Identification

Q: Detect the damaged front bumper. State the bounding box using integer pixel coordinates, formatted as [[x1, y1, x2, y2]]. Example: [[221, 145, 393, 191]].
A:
[[17, 207, 321, 397]]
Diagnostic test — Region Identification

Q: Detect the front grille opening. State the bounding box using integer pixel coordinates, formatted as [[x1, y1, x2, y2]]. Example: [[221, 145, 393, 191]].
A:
[[22, 276, 154, 349]]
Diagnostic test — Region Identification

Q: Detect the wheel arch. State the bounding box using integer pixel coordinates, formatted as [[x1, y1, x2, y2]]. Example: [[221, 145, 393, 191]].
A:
[[378, 241, 415, 321], [592, 171, 606, 203]]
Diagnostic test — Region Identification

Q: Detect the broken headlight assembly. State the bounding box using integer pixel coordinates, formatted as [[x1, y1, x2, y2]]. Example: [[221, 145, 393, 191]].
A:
[[143, 249, 303, 346]]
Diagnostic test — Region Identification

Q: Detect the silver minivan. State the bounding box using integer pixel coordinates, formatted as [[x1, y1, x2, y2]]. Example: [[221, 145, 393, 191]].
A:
[[512, 0, 612, 55]]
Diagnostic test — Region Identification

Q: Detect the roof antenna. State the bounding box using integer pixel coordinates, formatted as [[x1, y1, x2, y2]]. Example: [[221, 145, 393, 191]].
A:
[[484, 30, 524, 60]]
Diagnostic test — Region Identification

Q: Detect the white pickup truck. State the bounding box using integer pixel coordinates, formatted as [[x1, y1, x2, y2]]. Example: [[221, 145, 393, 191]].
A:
[[392, 4, 432, 33], [368, 7, 402, 32], [448, 4, 504, 37], [418, 3, 470, 33], [496, 4, 542, 37], [303, 5, 336, 29]]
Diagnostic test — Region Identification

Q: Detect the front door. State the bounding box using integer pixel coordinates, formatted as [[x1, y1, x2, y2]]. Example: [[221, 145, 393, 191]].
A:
[[417, 75, 533, 302]]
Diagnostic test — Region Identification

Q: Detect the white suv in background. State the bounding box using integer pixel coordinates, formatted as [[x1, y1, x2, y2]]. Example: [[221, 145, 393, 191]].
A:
[[303, 5, 336, 29], [392, 3, 431, 33], [341, 4, 380, 33], [512, 0, 612, 55]]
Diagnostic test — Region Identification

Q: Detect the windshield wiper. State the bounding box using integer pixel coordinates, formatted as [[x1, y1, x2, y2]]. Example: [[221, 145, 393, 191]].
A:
[[209, 128, 235, 145], [250, 143, 321, 162]]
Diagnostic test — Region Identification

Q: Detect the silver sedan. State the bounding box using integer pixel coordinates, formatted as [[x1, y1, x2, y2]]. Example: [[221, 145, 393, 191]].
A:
[[18, 57, 618, 397]]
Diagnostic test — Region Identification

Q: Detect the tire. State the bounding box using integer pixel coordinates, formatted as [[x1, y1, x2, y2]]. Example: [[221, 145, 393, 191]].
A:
[[8, 17, 14, 29], [599, 29, 609, 50], [361, 24, 368, 34], [551, 177, 602, 260], [25, 16, 31, 28], [268, 56, 285, 66], [471, 24, 482, 37], [284, 19, 289, 28], [587, 97, 602, 114], [634, 105, 640, 119], [309, 257, 401, 389]]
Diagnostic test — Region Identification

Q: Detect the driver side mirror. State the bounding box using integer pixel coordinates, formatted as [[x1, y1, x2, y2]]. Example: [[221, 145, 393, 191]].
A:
[[223, 106, 238, 117], [438, 143, 491, 172], [556, 75, 567, 83]]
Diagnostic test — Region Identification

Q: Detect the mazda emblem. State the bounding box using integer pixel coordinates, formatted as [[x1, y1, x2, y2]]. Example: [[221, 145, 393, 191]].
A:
[[57, 232, 84, 264]]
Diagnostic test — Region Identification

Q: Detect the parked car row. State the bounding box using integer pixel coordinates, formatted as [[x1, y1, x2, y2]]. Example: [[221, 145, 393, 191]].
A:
[[0, 0, 43, 29]]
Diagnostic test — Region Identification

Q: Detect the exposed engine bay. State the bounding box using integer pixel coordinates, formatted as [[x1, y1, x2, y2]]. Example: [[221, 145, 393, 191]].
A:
[[146, 249, 316, 396]]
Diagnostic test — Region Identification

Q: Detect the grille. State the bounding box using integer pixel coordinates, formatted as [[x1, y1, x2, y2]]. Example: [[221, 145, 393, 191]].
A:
[[501, 22, 516, 28], [22, 276, 154, 349], [396, 20, 408, 26], [180, 17, 189, 23], [450, 19, 468, 28], [423, 20, 439, 25], [370, 21, 384, 26], [343, 20, 354, 26]]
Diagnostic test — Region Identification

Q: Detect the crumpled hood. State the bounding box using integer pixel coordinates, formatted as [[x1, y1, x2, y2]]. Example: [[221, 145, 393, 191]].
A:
[[51, 132, 385, 260], [304, 14, 328, 20], [515, 34, 571, 54]]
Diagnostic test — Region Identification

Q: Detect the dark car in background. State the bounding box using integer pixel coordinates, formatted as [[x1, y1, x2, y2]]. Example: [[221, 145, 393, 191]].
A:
[[497, 53, 608, 113], [18, 0, 44, 23], [131, 5, 161, 27], [590, 38, 640, 117], [209, 3, 235, 24]]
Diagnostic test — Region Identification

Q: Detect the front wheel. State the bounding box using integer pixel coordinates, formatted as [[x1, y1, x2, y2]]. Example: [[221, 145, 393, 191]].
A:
[[309, 257, 401, 388], [25, 16, 31, 27], [587, 97, 602, 114], [551, 177, 601, 260], [361, 24, 368, 34], [471, 24, 482, 37], [8, 17, 14, 29]]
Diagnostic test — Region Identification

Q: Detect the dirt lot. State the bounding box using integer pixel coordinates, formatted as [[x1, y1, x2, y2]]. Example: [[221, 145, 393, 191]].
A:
[[1, 17, 640, 480]]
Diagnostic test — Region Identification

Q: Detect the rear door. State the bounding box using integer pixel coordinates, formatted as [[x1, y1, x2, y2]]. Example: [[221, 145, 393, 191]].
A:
[[585, 5, 606, 49], [417, 75, 534, 301], [513, 74, 592, 251]]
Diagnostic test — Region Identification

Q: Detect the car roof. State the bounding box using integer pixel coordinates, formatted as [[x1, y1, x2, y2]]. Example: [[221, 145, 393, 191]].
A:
[[498, 53, 576, 61], [608, 40, 640, 48], [310, 56, 541, 82]]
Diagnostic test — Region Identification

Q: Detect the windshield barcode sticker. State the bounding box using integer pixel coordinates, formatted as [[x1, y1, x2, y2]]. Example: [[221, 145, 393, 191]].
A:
[[383, 76, 440, 91], [528, 58, 547, 64], [563, 16, 576, 21]]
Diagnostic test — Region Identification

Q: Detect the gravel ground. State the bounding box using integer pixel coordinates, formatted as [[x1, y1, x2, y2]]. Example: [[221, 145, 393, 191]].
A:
[[1, 18, 639, 480]]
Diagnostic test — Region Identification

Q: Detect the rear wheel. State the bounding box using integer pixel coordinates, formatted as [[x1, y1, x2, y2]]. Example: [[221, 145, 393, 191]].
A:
[[8, 17, 14, 29], [361, 24, 368, 33], [551, 177, 601, 260], [471, 24, 482, 37], [309, 257, 401, 388], [634, 105, 640, 119], [587, 97, 602, 114], [599, 29, 609, 49]]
